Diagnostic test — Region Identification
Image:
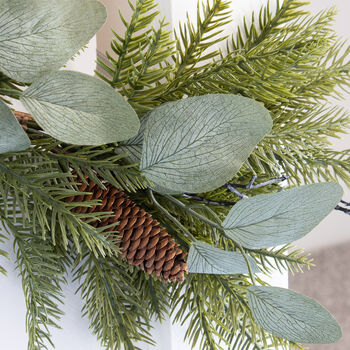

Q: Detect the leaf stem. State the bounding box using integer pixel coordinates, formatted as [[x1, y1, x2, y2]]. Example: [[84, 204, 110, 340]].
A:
[[335, 204, 350, 215], [229, 175, 288, 189], [182, 193, 236, 206], [148, 190, 196, 242], [164, 194, 257, 284], [164, 194, 223, 231], [236, 243, 256, 285]]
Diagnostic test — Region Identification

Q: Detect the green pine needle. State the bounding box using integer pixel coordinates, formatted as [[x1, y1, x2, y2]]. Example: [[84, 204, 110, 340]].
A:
[[99, 0, 350, 187], [74, 252, 154, 350], [0, 150, 117, 257], [0, 210, 67, 350]]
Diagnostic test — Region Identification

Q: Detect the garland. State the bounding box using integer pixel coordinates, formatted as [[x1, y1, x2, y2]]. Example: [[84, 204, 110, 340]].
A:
[[0, 0, 349, 349]]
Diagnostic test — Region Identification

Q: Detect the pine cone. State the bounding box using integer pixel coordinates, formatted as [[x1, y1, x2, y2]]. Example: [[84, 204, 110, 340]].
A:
[[14, 111, 34, 129], [67, 178, 188, 282]]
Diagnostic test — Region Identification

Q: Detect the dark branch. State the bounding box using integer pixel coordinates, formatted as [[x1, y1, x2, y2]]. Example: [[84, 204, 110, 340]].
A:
[[182, 193, 236, 206], [224, 175, 288, 199], [229, 175, 289, 189], [182, 175, 288, 205], [335, 205, 350, 215], [224, 183, 248, 199]]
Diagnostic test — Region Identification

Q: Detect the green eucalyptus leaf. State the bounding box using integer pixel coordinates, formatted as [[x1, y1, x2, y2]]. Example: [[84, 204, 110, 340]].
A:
[[188, 241, 260, 275], [247, 286, 342, 343], [0, 101, 30, 153], [222, 183, 343, 249], [0, 0, 106, 83], [115, 114, 178, 194], [116, 112, 149, 163], [149, 184, 182, 195], [140, 94, 272, 193], [21, 71, 140, 145]]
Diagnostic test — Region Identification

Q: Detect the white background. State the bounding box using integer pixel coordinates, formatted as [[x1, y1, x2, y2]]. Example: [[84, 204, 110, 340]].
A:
[[1, 0, 349, 349]]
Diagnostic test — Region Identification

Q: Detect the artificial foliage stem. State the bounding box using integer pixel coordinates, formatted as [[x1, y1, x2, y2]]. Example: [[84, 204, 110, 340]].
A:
[[236, 243, 256, 285], [164, 194, 257, 284], [111, 1, 143, 85], [164, 194, 224, 231], [230, 175, 288, 189], [148, 189, 196, 242], [97, 257, 135, 350]]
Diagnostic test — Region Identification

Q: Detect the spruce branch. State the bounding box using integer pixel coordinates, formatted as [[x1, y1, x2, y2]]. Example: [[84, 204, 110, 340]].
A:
[[170, 274, 302, 350], [0, 71, 26, 103], [100, 0, 350, 188], [96, 0, 176, 114], [74, 251, 153, 350], [231, 0, 309, 52], [173, 0, 231, 78], [248, 244, 314, 274], [131, 269, 170, 321], [0, 151, 117, 256], [170, 275, 233, 350], [182, 193, 236, 206], [230, 324, 264, 350], [0, 220, 9, 277], [160, 1, 350, 187], [34, 141, 150, 193], [0, 209, 67, 350]]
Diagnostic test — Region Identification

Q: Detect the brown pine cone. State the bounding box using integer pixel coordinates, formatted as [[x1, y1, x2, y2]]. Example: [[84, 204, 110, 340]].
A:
[[14, 111, 34, 129], [66, 178, 188, 282]]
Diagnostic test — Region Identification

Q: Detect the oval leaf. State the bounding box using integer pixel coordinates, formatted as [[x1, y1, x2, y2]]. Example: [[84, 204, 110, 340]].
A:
[[21, 71, 140, 145], [0, 101, 30, 153], [0, 0, 106, 83], [140, 94, 272, 193], [188, 241, 260, 275], [115, 112, 150, 163], [222, 183, 343, 249], [247, 286, 342, 343]]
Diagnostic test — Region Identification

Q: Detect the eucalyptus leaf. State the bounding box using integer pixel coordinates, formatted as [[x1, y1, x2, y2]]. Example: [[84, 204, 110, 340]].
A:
[[188, 241, 260, 275], [116, 112, 150, 163], [115, 114, 177, 194], [0, 0, 106, 83], [140, 94, 272, 193], [21, 71, 140, 145], [247, 286, 342, 343], [0, 101, 30, 153], [222, 183, 343, 249]]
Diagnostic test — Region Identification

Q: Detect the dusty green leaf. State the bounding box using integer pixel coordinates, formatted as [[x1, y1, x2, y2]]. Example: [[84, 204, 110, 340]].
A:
[[222, 183, 343, 249], [188, 241, 260, 275], [140, 94, 272, 193], [115, 112, 149, 163], [21, 71, 140, 145], [247, 286, 342, 343], [0, 101, 30, 153], [0, 0, 106, 83]]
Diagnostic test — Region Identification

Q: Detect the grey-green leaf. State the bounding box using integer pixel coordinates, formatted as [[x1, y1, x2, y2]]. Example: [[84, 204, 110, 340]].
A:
[[115, 112, 150, 163], [0, 0, 106, 82], [140, 94, 272, 193], [21, 71, 140, 145], [188, 241, 260, 275], [247, 286, 342, 343], [0, 101, 30, 153], [222, 183, 343, 249]]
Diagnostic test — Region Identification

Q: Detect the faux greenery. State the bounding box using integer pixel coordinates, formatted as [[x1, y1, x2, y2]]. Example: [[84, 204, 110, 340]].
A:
[[0, 0, 350, 349]]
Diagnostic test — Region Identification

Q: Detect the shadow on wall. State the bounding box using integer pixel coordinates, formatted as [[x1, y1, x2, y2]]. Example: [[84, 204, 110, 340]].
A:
[[289, 241, 350, 350]]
